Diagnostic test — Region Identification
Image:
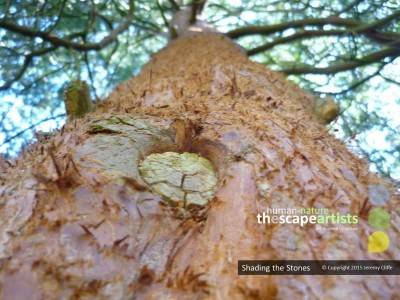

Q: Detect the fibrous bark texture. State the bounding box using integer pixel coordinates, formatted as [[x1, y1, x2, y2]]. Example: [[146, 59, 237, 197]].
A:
[[0, 33, 399, 299]]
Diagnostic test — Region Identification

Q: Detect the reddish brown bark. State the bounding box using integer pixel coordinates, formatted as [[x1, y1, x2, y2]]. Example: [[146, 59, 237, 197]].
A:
[[0, 33, 399, 299]]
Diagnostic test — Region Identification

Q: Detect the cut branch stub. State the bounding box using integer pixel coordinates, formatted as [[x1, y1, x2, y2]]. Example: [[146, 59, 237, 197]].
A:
[[74, 115, 176, 183], [138, 152, 218, 207]]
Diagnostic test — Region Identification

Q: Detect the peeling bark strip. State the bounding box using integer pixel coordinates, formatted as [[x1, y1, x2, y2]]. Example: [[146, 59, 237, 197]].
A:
[[1, 33, 399, 299]]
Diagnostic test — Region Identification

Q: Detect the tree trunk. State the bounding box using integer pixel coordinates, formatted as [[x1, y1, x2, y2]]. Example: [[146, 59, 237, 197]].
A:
[[0, 33, 398, 299]]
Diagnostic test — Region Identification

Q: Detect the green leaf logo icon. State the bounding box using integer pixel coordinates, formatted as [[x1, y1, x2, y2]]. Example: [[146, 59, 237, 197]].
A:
[[368, 207, 390, 229]]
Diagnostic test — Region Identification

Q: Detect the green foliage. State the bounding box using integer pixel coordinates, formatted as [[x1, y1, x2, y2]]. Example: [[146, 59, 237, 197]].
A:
[[0, 0, 399, 182]]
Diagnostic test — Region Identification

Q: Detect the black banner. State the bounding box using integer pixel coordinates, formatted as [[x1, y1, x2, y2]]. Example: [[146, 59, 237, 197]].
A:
[[238, 260, 400, 275]]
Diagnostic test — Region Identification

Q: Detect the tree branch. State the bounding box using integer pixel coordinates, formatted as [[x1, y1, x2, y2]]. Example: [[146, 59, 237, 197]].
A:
[[0, 113, 65, 146], [20, 64, 70, 93], [45, 0, 68, 33], [190, 0, 207, 24], [336, 0, 364, 15], [380, 74, 400, 87], [325, 61, 390, 95], [227, 11, 400, 46], [358, 10, 400, 32], [168, 0, 180, 11], [0, 46, 57, 91], [0, 2, 134, 52], [156, 0, 170, 29], [247, 29, 347, 56], [0, 56, 32, 91], [281, 47, 400, 75], [227, 16, 358, 39]]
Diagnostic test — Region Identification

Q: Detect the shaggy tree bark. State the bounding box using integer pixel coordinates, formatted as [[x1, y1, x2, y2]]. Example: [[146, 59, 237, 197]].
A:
[[0, 33, 399, 299]]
